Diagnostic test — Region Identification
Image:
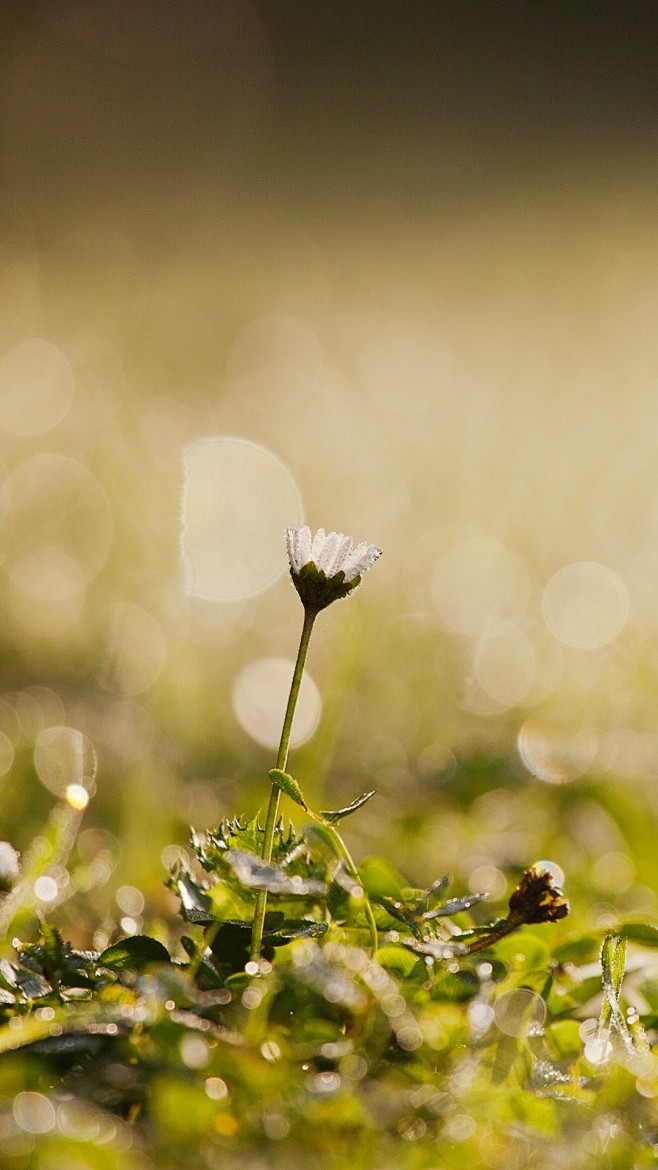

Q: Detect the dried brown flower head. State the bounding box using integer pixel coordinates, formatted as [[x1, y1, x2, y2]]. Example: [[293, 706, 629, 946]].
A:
[[508, 865, 569, 926]]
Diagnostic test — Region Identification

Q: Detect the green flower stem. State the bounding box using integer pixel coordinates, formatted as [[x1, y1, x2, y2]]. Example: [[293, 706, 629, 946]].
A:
[[251, 607, 317, 962], [315, 820, 378, 954]]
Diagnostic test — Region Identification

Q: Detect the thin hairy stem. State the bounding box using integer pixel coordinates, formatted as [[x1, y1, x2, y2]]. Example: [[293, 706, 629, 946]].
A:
[[250, 608, 317, 961]]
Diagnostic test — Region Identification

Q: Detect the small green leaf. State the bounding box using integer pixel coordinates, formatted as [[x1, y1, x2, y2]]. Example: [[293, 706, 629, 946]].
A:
[[620, 923, 658, 947], [206, 919, 276, 971], [302, 822, 349, 868], [601, 933, 626, 1000], [452, 919, 507, 944], [358, 856, 408, 900], [431, 968, 481, 1002], [40, 923, 66, 971], [496, 967, 553, 1001], [174, 872, 215, 925], [99, 936, 170, 972], [269, 768, 309, 810], [552, 933, 602, 965], [415, 874, 451, 915], [548, 974, 604, 1016], [320, 790, 376, 824], [377, 945, 420, 977], [263, 920, 328, 945], [371, 895, 423, 940], [423, 892, 487, 920], [599, 933, 634, 1052], [207, 915, 327, 965], [327, 878, 351, 923], [28, 1032, 108, 1058], [0, 959, 18, 991], [490, 932, 550, 971], [15, 972, 51, 999], [544, 1019, 585, 1059]]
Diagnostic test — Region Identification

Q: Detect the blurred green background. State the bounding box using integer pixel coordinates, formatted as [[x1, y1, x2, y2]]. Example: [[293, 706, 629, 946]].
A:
[[1, 1, 658, 945]]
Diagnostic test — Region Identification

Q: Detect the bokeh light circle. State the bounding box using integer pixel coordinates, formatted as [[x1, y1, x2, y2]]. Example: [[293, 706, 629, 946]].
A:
[[474, 620, 535, 707], [181, 437, 303, 601], [494, 988, 546, 1037], [8, 576, 86, 636], [34, 875, 59, 903], [227, 312, 324, 410], [518, 717, 597, 784], [99, 603, 167, 695], [358, 319, 453, 414], [9, 546, 84, 602], [233, 657, 321, 750], [0, 731, 14, 777], [13, 1092, 56, 1134], [468, 864, 507, 901], [34, 726, 97, 799], [533, 859, 565, 889], [66, 783, 90, 810], [0, 339, 74, 436], [0, 453, 113, 585], [432, 537, 529, 634], [542, 561, 629, 649]]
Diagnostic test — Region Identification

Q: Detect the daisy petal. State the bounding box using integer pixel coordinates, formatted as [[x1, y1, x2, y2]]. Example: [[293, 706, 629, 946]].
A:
[[344, 541, 382, 580], [286, 525, 311, 574]]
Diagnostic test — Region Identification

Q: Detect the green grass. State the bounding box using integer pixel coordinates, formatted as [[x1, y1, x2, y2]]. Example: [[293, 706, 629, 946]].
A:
[[2, 773, 658, 1169]]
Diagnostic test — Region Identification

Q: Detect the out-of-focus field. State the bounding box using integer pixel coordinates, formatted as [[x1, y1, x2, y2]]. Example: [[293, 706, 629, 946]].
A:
[[1, 2, 658, 948]]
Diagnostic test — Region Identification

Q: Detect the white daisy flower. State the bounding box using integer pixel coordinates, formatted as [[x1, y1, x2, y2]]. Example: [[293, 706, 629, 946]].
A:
[[285, 526, 382, 612]]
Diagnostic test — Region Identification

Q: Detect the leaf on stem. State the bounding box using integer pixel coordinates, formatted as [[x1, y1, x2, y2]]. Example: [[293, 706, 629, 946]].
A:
[[414, 874, 451, 915], [207, 917, 328, 971], [371, 895, 423, 940], [601, 933, 626, 1004], [302, 822, 343, 864], [269, 769, 309, 810], [422, 892, 488, 919], [320, 790, 376, 824], [172, 871, 216, 925], [331, 861, 365, 898], [619, 922, 658, 947], [597, 933, 636, 1059], [99, 936, 171, 972]]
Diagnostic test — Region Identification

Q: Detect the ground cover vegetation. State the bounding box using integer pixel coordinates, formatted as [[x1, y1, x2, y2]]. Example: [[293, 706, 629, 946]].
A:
[[1, 527, 658, 1170]]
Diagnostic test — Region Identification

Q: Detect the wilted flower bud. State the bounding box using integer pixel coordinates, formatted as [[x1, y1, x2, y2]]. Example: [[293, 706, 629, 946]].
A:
[[507, 865, 569, 926]]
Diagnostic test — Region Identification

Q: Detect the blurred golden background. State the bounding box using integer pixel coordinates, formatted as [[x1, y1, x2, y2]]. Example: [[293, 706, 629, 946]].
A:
[[1, 1, 658, 940]]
